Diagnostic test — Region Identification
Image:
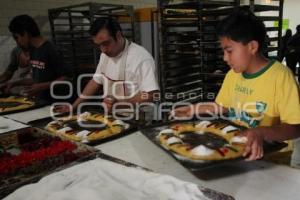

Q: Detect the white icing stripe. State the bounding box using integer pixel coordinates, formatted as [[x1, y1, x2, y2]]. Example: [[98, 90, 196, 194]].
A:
[[166, 137, 182, 145], [221, 125, 238, 134], [195, 121, 211, 128], [195, 130, 204, 134], [191, 145, 214, 156], [78, 112, 91, 121], [158, 129, 174, 137], [112, 120, 129, 129], [57, 127, 73, 134], [230, 136, 247, 144], [76, 130, 91, 137]]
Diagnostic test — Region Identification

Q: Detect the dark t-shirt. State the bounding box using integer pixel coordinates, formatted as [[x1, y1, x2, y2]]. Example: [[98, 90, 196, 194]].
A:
[[287, 33, 300, 53], [30, 41, 73, 102]]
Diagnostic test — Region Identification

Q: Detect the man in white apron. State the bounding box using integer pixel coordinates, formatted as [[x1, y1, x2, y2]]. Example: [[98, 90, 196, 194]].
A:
[[56, 17, 159, 123]]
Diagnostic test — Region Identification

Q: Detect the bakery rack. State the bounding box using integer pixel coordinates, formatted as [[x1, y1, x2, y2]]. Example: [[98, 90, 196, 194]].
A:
[[157, 0, 240, 105], [48, 2, 136, 70], [156, 0, 283, 107], [246, 0, 284, 59]]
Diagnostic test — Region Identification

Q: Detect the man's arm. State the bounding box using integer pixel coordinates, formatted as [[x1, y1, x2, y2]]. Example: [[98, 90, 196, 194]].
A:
[[118, 90, 159, 104], [0, 70, 14, 84], [54, 79, 101, 113], [72, 79, 101, 108], [0, 47, 21, 84], [172, 102, 228, 118], [24, 76, 69, 96], [103, 90, 159, 113]]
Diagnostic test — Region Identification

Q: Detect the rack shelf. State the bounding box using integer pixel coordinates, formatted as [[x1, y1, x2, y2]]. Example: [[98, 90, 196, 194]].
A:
[[48, 2, 135, 70], [157, 0, 283, 106], [157, 0, 240, 104]]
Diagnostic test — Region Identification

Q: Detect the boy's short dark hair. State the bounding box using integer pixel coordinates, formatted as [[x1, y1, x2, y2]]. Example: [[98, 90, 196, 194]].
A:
[[89, 17, 123, 40], [9, 15, 40, 37], [216, 6, 266, 52]]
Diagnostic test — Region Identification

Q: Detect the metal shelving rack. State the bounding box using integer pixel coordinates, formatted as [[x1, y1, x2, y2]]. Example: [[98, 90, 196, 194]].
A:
[[157, 0, 283, 106], [157, 0, 240, 104], [48, 2, 135, 70], [246, 0, 284, 59]]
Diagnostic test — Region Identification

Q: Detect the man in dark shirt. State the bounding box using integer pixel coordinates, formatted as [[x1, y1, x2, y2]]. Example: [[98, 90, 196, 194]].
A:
[[0, 46, 30, 84], [286, 24, 300, 82], [5, 14, 73, 102]]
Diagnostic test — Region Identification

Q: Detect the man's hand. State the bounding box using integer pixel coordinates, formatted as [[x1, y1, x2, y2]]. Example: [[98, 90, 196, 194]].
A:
[[103, 96, 117, 114], [0, 82, 14, 94], [170, 105, 195, 118], [242, 128, 265, 161], [23, 83, 46, 96], [53, 105, 72, 113]]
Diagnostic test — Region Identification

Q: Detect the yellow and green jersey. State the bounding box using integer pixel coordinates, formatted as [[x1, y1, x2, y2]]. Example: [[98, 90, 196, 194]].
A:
[[216, 60, 300, 128]]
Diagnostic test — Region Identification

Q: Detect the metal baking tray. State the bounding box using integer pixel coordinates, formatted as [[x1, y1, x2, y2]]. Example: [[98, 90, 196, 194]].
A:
[[27, 108, 137, 146], [0, 94, 49, 115], [140, 119, 287, 171], [0, 126, 100, 199]]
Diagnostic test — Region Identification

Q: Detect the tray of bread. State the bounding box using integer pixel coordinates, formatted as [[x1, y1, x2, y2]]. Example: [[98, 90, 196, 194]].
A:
[[28, 110, 136, 145], [0, 94, 48, 115]]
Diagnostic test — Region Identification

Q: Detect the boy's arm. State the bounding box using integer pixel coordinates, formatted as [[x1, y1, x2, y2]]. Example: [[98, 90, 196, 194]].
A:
[[242, 124, 300, 161]]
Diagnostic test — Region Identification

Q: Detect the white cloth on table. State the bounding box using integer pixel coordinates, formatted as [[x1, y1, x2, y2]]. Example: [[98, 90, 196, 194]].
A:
[[5, 158, 208, 200]]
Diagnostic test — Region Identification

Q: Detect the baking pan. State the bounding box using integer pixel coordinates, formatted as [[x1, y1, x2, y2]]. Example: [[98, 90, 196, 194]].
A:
[[0, 94, 49, 115], [140, 119, 287, 170], [28, 108, 137, 146]]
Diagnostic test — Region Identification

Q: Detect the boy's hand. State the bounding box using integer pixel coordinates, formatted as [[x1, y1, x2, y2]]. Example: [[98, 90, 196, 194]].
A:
[[242, 128, 265, 161]]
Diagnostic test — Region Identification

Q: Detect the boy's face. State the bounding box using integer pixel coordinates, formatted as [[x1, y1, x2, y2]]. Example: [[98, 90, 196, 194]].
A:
[[220, 37, 256, 73]]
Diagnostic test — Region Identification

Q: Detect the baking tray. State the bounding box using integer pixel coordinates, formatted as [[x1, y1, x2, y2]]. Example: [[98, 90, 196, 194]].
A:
[[0, 126, 100, 199], [27, 108, 137, 146], [140, 119, 287, 170], [0, 94, 49, 115]]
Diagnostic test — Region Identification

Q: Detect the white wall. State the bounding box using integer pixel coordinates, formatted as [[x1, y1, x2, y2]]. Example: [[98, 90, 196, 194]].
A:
[[0, 0, 156, 73], [282, 0, 300, 34]]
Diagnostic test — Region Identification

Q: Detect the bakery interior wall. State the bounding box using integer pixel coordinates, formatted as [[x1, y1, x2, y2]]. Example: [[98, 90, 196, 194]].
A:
[[0, 0, 156, 79], [1, 0, 298, 78]]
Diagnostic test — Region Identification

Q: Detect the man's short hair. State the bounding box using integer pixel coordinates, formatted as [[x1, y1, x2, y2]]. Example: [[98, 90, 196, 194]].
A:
[[216, 6, 266, 52], [296, 25, 300, 33], [9, 15, 40, 37], [89, 17, 123, 40]]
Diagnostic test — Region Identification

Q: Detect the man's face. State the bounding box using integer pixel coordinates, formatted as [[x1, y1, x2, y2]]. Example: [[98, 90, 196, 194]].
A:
[[91, 29, 122, 57], [13, 33, 30, 50]]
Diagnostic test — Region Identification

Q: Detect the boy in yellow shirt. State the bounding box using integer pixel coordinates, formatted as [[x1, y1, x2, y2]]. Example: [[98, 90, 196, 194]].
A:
[[173, 7, 300, 161]]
